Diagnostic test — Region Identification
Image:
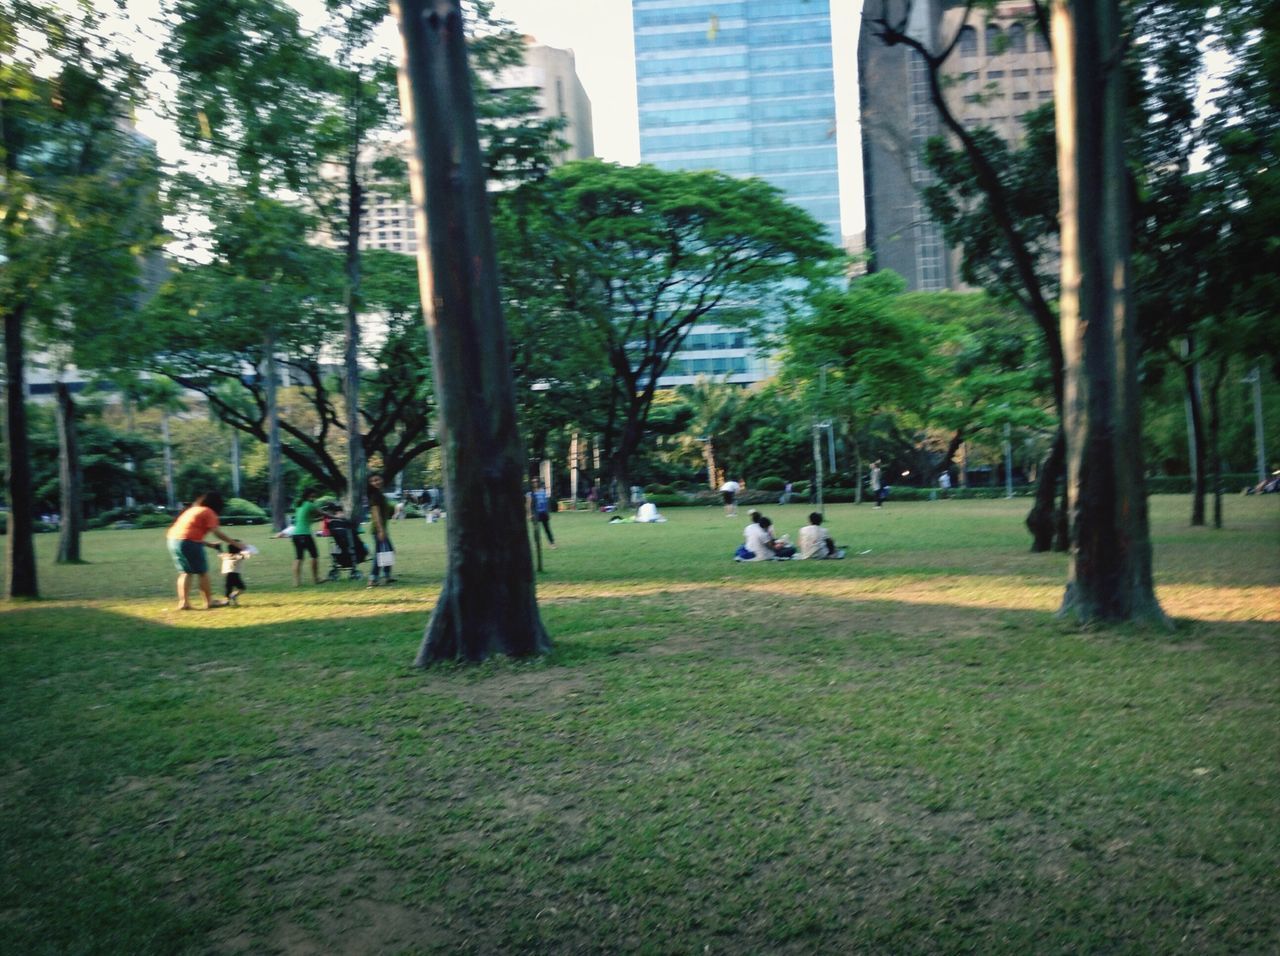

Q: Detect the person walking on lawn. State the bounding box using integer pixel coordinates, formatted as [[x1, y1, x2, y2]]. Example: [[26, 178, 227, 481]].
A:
[[291, 488, 323, 586], [529, 477, 556, 548]]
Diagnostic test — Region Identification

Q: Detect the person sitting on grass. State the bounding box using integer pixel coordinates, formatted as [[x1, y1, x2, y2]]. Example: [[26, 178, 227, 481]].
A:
[[165, 491, 244, 610], [743, 514, 796, 561], [795, 512, 846, 560]]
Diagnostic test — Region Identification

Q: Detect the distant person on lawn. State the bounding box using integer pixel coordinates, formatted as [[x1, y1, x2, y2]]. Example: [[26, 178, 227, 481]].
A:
[[744, 514, 795, 560], [165, 491, 243, 610]]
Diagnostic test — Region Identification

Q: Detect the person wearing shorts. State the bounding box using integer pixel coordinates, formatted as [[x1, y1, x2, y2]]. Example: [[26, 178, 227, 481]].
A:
[[165, 491, 243, 610], [720, 478, 741, 517], [292, 488, 322, 585]]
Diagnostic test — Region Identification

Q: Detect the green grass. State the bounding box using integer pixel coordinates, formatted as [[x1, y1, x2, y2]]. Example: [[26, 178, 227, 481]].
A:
[[3, 496, 1278, 954]]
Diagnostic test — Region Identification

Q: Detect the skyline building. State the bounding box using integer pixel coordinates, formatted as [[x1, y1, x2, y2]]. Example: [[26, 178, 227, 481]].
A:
[[631, 0, 845, 387], [858, 0, 1053, 291], [353, 39, 595, 259]]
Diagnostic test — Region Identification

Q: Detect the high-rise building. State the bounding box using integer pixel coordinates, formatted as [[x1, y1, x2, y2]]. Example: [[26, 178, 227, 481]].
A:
[[351, 40, 595, 258], [858, 1, 1053, 291], [857, 0, 951, 291], [632, 0, 845, 386]]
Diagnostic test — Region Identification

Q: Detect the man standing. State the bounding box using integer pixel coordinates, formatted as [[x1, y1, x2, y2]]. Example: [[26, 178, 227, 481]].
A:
[[366, 471, 395, 587], [870, 461, 885, 509], [529, 477, 556, 548]]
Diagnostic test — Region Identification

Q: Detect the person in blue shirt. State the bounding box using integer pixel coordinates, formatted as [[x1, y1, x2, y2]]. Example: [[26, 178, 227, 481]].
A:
[[528, 477, 556, 548]]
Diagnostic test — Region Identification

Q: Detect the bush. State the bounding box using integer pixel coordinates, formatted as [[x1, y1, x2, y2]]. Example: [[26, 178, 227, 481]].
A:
[[223, 497, 267, 519], [791, 481, 809, 495], [646, 494, 690, 508], [645, 484, 675, 496], [754, 476, 785, 492], [134, 514, 172, 529]]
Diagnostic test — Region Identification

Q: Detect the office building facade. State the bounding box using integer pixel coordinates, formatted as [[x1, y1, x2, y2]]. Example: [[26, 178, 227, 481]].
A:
[[858, 1, 1053, 291], [632, 0, 844, 386]]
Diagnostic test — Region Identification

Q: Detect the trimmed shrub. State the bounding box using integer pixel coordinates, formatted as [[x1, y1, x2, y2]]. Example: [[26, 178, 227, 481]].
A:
[[754, 476, 785, 492], [791, 481, 810, 495], [223, 497, 267, 519]]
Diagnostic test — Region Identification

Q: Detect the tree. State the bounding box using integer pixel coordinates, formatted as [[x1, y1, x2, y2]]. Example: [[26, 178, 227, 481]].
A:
[[867, 0, 1070, 550], [394, 0, 550, 663], [2, 4, 156, 597], [1052, 0, 1165, 625], [163, 0, 327, 529], [510, 160, 841, 494]]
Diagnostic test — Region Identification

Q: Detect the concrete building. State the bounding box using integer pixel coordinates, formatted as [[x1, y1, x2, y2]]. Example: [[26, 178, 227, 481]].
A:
[[355, 40, 594, 257], [632, 0, 847, 387], [857, 0, 951, 291], [858, 1, 1052, 291]]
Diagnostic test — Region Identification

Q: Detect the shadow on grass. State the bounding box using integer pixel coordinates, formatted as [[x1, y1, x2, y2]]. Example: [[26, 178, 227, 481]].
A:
[[3, 596, 1277, 955]]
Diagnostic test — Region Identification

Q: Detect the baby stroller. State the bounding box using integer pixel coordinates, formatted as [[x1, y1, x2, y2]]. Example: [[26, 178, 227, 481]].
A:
[[323, 514, 369, 581]]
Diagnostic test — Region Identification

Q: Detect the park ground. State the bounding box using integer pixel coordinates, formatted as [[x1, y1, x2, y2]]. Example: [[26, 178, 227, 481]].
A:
[[2, 495, 1278, 954]]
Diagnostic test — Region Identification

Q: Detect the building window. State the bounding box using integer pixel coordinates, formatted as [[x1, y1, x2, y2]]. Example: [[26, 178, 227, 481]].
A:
[[1037, 90, 1052, 100], [986, 23, 1004, 56], [959, 26, 978, 57], [1007, 22, 1027, 54], [1012, 68, 1028, 77], [988, 69, 1005, 79], [1013, 91, 1030, 100], [1034, 28, 1049, 52]]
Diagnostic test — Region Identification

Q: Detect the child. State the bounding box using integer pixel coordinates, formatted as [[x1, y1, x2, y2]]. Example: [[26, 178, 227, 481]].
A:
[[220, 542, 250, 606]]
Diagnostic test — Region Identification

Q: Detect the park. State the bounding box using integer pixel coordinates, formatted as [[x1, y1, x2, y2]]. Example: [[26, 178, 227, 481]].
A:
[[4, 0, 1279, 951], [2, 497, 1278, 951]]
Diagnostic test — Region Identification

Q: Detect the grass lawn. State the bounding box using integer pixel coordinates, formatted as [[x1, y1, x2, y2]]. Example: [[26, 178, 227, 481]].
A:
[[3, 495, 1278, 954]]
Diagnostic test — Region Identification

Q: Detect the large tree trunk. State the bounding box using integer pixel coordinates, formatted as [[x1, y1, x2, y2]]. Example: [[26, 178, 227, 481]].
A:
[[395, 0, 549, 664], [3, 303, 38, 598], [264, 328, 286, 531], [1206, 356, 1228, 530], [1053, 0, 1166, 626], [55, 383, 84, 564]]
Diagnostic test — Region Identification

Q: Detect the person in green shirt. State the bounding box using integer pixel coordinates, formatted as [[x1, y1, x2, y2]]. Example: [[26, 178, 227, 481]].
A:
[[292, 488, 322, 586]]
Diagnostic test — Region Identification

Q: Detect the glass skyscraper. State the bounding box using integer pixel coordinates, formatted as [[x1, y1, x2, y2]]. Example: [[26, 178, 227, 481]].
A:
[[632, 0, 843, 386]]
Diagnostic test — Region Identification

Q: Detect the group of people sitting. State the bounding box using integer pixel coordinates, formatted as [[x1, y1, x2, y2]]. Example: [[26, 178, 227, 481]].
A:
[[736, 510, 845, 562]]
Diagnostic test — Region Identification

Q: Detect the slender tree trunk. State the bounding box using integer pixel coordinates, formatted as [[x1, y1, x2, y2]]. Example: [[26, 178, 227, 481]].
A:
[[395, 0, 549, 663], [1181, 339, 1206, 526], [343, 105, 365, 521], [55, 383, 84, 564], [264, 328, 286, 531], [162, 406, 176, 510], [1053, 0, 1166, 625], [703, 437, 719, 491], [230, 429, 241, 497], [124, 392, 136, 508], [1026, 426, 1066, 551], [1207, 356, 1228, 529], [3, 303, 38, 598]]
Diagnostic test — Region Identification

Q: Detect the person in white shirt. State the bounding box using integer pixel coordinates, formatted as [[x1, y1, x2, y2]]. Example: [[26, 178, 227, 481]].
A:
[[795, 512, 845, 560], [636, 501, 665, 522], [720, 478, 742, 516], [743, 514, 795, 560]]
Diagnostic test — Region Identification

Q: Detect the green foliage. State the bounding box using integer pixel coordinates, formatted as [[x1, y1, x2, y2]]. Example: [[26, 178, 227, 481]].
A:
[[223, 498, 267, 518], [175, 463, 227, 504], [754, 477, 786, 492]]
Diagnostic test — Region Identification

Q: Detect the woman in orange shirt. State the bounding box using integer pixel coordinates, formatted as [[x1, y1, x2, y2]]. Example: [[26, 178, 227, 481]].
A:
[[165, 492, 244, 610]]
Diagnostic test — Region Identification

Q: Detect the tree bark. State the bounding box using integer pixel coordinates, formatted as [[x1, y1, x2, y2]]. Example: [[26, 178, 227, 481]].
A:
[[1206, 356, 1228, 530], [264, 328, 286, 530], [161, 405, 176, 510], [1026, 426, 1066, 551], [343, 97, 366, 521], [1180, 338, 1206, 526], [55, 383, 84, 564], [395, 0, 550, 664], [4, 302, 38, 598], [1053, 0, 1167, 626]]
